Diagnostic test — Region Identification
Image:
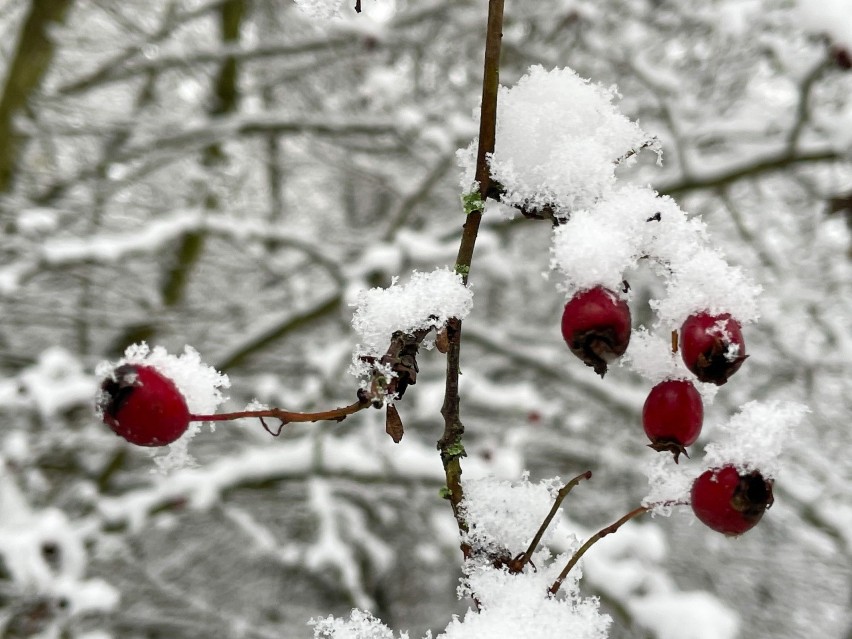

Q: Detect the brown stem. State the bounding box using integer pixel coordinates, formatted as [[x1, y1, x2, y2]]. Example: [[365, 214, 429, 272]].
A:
[[438, 0, 505, 558], [190, 398, 371, 426], [512, 471, 592, 572], [549, 506, 649, 595]]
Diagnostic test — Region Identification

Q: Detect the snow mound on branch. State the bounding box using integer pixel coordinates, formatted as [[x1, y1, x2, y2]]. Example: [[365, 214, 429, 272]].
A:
[[349, 268, 473, 374], [95, 343, 229, 472], [444, 475, 608, 639], [459, 65, 653, 214], [460, 474, 562, 556], [310, 475, 610, 639]]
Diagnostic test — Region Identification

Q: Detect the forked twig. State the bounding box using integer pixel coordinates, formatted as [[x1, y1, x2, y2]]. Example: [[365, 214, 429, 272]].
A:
[[510, 471, 593, 573]]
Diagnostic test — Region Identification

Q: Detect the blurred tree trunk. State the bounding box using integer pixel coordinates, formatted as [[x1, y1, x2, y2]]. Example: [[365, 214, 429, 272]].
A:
[[159, 0, 245, 304], [0, 0, 73, 194], [115, 0, 246, 351]]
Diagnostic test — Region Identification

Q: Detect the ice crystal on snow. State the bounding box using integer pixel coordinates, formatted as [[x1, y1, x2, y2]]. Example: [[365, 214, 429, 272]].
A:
[[310, 609, 414, 639]]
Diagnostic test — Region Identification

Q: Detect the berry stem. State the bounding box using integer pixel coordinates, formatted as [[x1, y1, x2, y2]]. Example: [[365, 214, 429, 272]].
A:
[[549, 505, 649, 595], [512, 470, 592, 572], [190, 397, 371, 427]]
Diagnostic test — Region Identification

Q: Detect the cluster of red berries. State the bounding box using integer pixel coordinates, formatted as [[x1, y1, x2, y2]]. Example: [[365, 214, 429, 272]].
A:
[[561, 285, 771, 535]]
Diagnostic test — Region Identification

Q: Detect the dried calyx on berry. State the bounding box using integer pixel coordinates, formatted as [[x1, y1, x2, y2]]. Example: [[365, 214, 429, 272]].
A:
[[97, 364, 191, 446], [680, 312, 747, 385], [642, 379, 703, 463], [691, 465, 774, 536], [561, 286, 631, 377]]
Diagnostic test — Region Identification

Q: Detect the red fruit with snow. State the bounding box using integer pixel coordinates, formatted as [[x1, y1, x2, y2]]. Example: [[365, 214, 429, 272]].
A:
[[642, 379, 703, 462], [98, 364, 190, 446], [691, 466, 773, 536], [561, 286, 631, 377], [680, 312, 746, 385]]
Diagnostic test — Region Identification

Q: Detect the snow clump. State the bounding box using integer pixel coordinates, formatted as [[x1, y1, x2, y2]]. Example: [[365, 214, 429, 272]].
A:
[[310, 474, 611, 639], [349, 267, 473, 378], [701, 400, 810, 479], [458, 65, 653, 215]]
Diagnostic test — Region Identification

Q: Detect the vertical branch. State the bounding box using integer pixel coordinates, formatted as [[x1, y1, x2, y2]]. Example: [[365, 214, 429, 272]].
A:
[[438, 0, 505, 555]]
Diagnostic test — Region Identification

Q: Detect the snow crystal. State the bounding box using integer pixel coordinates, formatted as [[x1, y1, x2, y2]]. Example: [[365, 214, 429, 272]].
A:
[[309, 609, 412, 639], [650, 247, 762, 326], [549, 187, 648, 296], [349, 268, 473, 375], [95, 343, 230, 471], [620, 328, 689, 383], [642, 454, 694, 516], [459, 66, 652, 214], [440, 560, 610, 639], [701, 401, 810, 479]]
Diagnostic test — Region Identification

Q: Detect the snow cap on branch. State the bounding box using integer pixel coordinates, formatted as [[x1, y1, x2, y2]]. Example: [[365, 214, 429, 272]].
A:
[[459, 66, 653, 214], [349, 268, 473, 375]]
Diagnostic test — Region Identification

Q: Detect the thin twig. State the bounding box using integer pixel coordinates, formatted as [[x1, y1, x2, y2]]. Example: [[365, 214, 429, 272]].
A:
[[512, 471, 592, 572], [190, 397, 371, 426], [549, 506, 649, 595]]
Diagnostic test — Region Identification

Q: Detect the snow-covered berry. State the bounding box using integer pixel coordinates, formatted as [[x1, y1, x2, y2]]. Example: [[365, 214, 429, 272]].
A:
[[98, 364, 191, 446], [561, 286, 631, 377], [680, 312, 746, 385], [642, 379, 703, 462], [690, 466, 773, 536]]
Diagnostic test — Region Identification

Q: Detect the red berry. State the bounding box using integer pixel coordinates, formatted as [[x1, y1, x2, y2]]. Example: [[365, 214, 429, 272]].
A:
[[691, 466, 774, 536], [98, 364, 190, 446], [680, 312, 746, 385], [642, 379, 703, 462], [561, 286, 631, 377]]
